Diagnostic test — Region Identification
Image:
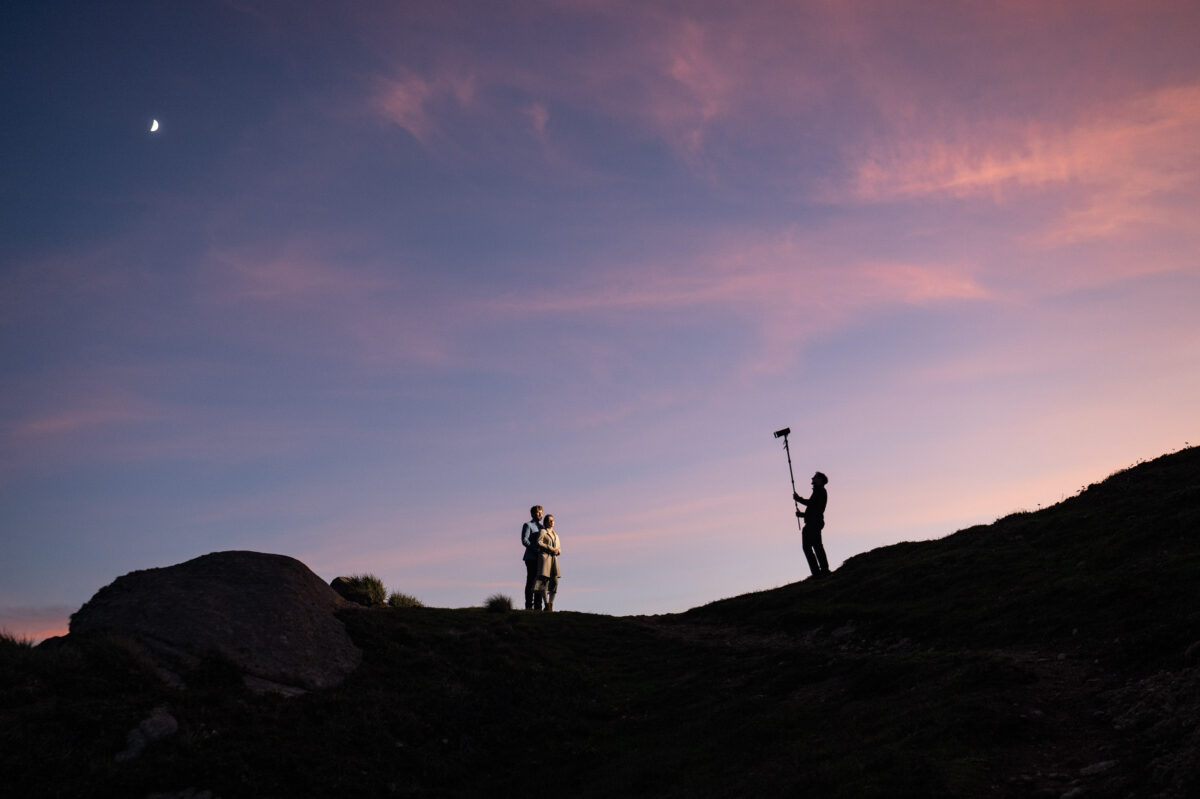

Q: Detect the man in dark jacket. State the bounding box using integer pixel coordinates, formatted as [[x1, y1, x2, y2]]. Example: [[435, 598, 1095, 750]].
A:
[[521, 505, 544, 609], [794, 472, 830, 577]]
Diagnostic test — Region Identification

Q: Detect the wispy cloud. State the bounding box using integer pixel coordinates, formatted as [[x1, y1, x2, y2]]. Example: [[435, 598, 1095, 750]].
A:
[[842, 82, 1200, 243], [10, 396, 158, 440], [0, 356, 359, 476], [353, 0, 832, 172], [475, 229, 991, 378], [201, 240, 466, 368], [374, 70, 476, 144], [196, 216, 995, 389], [524, 102, 550, 142], [2, 366, 168, 474], [485, 243, 989, 316]]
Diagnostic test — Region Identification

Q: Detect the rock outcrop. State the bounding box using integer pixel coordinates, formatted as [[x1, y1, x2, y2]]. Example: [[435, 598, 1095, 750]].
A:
[[70, 551, 361, 693], [115, 706, 179, 762], [330, 575, 382, 606]]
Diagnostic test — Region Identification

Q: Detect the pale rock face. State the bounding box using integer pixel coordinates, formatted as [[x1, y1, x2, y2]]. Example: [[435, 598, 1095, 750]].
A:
[[70, 551, 362, 693], [116, 706, 179, 762]]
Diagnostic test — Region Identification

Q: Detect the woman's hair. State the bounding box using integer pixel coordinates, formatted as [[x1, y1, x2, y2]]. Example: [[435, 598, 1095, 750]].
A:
[[814, 472, 829, 485], [543, 514, 554, 526]]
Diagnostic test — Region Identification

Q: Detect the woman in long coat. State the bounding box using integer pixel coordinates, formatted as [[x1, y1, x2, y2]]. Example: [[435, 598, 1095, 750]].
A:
[[534, 514, 562, 611]]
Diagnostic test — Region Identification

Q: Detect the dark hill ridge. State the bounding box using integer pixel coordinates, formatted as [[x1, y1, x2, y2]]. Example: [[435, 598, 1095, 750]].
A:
[[2, 446, 1199, 797], [686, 445, 1200, 669]]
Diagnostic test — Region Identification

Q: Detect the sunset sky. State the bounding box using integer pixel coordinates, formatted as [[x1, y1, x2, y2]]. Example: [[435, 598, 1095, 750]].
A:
[[4, 1, 1199, 641]]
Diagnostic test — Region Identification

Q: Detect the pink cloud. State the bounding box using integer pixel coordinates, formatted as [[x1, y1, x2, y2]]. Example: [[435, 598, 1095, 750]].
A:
[[858, 262, 990, 304], [633, 16, 744, 159], [579, 4, 834, 160], [204, 228, 996, 388], [206, 240, 395, 304], [3, 366, 167, 469], [6, 407, 315, 476], [11, 400, 156, 440], [374, 70, 476, 143], [472, 229, 991, 377], [335, 1, 1200, 196], [525, 102, 550, 141], [483, 245, 986, 317], [1, 357, 365, 476], [354, 1, 832, 166], [842, 82, 1200, 244], [0, 239, 144, 330]]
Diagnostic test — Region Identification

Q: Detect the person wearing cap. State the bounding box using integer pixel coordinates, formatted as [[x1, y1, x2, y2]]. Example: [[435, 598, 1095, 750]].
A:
[[794, 472, 830, 577]]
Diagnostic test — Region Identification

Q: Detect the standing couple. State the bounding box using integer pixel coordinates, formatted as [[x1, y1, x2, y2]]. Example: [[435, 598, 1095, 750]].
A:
[[521, 505, 562, 611]]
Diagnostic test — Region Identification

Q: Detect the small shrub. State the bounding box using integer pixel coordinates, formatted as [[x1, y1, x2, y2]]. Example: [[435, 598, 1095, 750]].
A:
[[484, 594, 513, 613], [337, 574, 386, 606], [0, 630, 34, 674], [387, 591, 424, 608]]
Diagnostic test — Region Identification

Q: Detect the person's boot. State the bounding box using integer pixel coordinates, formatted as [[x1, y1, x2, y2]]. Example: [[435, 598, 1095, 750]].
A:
[[545, 593, 555, 612]]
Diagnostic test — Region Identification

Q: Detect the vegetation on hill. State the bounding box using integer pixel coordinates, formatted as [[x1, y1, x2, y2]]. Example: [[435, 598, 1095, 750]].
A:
[[387, 591, 424, 609], [334, 573, 388, 606], [2, 446, 1198, 797]]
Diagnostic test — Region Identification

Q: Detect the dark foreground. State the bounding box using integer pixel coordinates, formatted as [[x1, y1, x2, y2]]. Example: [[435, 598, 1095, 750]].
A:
[[3, 447, 1199, 797]]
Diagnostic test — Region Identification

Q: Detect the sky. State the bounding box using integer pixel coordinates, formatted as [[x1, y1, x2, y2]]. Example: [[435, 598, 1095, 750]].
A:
[[3, 1, 1199, 641]]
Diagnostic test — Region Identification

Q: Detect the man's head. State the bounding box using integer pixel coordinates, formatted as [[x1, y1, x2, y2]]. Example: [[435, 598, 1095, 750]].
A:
[[812, 472, 828, 486], [530, 505, 544, 521]]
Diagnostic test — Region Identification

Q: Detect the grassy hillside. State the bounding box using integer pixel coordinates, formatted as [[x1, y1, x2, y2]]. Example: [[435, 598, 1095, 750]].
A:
[[689, 445, 1200, 669], [3, 447, 1198, 797]]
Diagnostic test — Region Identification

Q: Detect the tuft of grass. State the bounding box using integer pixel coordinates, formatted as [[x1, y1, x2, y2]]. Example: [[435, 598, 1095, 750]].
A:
[[483, 593, 513, 613], [341, 574, 386, 606], [387, 591, 424, 608], [0, 629, 34, 650], [0, 629, 35, 680]]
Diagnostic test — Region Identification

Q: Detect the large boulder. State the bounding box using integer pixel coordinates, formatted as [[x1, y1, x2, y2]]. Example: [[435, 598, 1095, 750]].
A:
[[69, 551, 361, 693]]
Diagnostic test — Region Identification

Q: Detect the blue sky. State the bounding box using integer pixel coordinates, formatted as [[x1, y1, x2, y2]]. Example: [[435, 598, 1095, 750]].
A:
[[3, 1, 1199, 639]]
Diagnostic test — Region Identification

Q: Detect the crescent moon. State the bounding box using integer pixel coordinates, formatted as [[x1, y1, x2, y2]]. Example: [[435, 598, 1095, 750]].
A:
[[150, 119, 159, 132]]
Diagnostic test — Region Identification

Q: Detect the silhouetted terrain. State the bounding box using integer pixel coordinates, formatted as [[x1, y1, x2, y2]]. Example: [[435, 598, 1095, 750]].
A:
[[3, 446, 1198, 798]]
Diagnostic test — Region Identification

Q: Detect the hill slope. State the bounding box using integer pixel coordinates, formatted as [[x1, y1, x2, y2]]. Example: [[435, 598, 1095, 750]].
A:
[[3, 447, 1198, 797], [688, 445, 1200, 667]]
